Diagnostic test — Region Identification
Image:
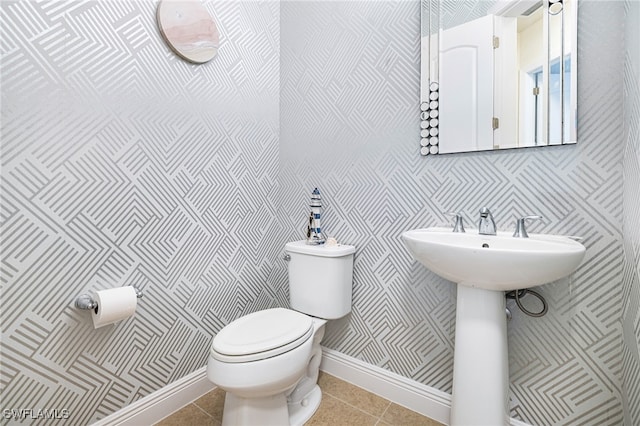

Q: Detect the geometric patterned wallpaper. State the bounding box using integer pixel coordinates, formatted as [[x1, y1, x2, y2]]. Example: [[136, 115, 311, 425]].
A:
[[1, 0, 638, 425], [0, 0, 280, 423], [280, 1, 636, 424]]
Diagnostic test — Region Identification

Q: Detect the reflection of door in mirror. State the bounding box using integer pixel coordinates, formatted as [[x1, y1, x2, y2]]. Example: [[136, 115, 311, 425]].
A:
[[494, 15, 519, 149], [515, 5, 545, 147], [439, 14, 494, 154], [524, 57, 572, 145], [516, 1, 574, 146]]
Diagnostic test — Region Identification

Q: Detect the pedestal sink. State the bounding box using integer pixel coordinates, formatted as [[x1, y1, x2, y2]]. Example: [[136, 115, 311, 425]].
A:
[[401, 227, 586, 426]]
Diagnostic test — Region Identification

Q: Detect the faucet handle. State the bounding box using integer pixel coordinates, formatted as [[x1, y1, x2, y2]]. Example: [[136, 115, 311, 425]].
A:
[[445, 211, 466, 233], [513, 215, 543, 238]]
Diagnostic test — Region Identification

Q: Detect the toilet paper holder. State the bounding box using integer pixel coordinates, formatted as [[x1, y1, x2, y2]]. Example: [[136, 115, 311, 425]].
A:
[[75, 286, 143, 311]]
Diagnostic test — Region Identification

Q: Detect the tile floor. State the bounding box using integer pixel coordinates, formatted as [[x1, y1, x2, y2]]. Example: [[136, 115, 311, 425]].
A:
[[155, 372, 444, 426]]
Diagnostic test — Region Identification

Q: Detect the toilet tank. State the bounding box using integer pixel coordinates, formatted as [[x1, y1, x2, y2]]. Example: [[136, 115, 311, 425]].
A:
[[285, 241, 355, 319]]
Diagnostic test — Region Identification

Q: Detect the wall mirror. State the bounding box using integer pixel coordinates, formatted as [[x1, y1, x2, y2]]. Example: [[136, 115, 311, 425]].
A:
[[420, 0, 578, 155]]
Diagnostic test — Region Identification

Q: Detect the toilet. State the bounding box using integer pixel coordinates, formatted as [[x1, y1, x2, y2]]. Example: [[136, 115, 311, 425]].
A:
[[207, 240, 356, 426]]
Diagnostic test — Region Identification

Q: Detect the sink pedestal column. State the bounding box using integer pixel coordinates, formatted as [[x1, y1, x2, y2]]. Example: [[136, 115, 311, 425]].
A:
[[451, 285, 509, 426]]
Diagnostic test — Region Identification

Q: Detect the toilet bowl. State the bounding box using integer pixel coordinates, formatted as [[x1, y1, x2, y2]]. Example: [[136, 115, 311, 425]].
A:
[[207, 241, 355, 426], [207, 308, 314, 398]]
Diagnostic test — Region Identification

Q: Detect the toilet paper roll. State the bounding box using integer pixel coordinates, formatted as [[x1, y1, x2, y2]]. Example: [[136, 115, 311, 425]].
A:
[[92, 286, 137, 329]]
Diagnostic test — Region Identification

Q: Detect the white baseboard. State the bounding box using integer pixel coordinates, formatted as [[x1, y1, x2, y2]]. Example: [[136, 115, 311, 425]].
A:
[[319, 347, 452, 425], [510, 419, 534, 426], [94, 349, 532, 426], [91, 367, 214, 426]]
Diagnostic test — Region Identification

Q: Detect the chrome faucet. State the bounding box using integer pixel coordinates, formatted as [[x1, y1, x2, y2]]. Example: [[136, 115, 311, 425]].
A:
[[478, 207, 496, 235], [446, 211, 466, 233], [513, 215, 543, 238]]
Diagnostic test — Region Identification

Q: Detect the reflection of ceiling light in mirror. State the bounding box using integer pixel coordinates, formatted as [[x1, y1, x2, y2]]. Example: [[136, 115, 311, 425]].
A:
[[522, 1, 543, 16], [490, 0, 541, 17]]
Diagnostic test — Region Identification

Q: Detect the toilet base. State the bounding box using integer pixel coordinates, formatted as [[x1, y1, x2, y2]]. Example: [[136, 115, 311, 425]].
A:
[[288, 384, 322, 426], [220, 384, 322, 426], [222, 392, 289, 426]]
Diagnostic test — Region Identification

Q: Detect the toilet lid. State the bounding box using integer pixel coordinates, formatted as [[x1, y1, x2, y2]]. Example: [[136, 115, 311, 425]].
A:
[[211, 308, 313, 362]]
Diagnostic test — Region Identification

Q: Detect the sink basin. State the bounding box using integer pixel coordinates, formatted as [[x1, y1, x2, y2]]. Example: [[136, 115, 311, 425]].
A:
[[401, 226, 586, 425], [401, 227, 586, 291]]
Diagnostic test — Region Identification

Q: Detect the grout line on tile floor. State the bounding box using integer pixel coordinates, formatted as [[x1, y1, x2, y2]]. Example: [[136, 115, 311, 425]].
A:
[[378, 400, 392, 422], [379, 401, 391, 420], [322, 391, 392, 421], [191, 402, 214, 419]]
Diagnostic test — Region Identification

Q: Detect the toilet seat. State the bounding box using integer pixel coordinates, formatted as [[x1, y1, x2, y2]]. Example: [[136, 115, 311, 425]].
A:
[[211, 308, 313, 363]]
